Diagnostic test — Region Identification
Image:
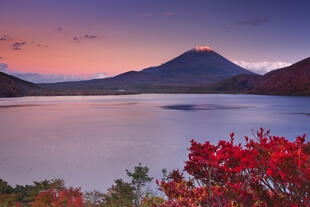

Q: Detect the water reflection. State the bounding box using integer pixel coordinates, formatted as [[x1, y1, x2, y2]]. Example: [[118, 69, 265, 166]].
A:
[[161, 104, 253, 111], [0, 94, 309, 191], [0, 104, 48, 109]]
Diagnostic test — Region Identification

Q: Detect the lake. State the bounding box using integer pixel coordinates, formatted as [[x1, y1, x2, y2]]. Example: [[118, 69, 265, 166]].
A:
[[0, 94, 310, 191]]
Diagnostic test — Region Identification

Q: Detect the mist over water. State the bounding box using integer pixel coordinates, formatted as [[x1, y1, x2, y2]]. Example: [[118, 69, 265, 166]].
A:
[[0, 94, 310, 191]]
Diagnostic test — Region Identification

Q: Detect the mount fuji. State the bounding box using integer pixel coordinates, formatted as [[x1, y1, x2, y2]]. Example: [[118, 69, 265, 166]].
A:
[[38, 46, 254, 94]]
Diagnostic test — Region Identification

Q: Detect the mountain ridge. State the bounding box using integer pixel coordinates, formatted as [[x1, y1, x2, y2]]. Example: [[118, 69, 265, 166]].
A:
[[37, 46, 254, 94], [210, 56, 310, 95], [1, 47, 309, 97], [0, 72, 38, 97]]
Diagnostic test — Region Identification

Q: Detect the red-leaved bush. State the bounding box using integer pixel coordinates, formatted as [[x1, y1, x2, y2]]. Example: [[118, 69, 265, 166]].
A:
[[156, 129, 310, 207], [30, 187, 84, 207]]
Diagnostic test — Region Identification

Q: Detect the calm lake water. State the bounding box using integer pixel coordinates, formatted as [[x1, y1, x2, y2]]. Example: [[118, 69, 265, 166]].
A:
[[0, 94, 310, 191]]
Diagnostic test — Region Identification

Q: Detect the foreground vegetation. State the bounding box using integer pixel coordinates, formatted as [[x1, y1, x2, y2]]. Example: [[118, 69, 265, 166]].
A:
[[1, 129, 310, 206], [0, 163, 161, 207]]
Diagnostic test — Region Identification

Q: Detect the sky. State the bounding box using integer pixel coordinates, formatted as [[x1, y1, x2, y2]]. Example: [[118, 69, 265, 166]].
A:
[[1, 0, 310, 83]]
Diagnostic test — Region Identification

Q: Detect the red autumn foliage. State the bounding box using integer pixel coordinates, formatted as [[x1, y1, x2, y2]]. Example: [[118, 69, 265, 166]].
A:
[[156, 129, 310, 207], [30, 187, 84, 207], [0, 193, 24, 207]]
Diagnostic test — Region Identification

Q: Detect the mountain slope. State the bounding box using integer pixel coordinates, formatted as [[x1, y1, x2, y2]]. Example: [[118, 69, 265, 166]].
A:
[[252, 57, 310, 95], [0, 72, 38, 97], [2, 54, 310, 97], [210, 56, 310, 95], [142, 46, 254, 84], [209, 74, 262, 93]]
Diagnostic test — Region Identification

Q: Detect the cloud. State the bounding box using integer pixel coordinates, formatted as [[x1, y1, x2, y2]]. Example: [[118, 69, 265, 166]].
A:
[[73, 34, 97, 42], [0, 35, 8, 41], [237, 18, 269, 26], [0, 63, 8, 71], [73, 36, 81, 43], [9, 72, 90, 83], [0, 62, 108, 83], [84, 34, 97, 39], [90, 72, 106, 79], [233, 60, 291, 74], [12, 42, 27, 50]]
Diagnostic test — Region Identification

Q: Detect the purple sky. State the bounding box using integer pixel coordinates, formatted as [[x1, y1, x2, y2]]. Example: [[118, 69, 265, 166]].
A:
[[0, 0, 309, 82]]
